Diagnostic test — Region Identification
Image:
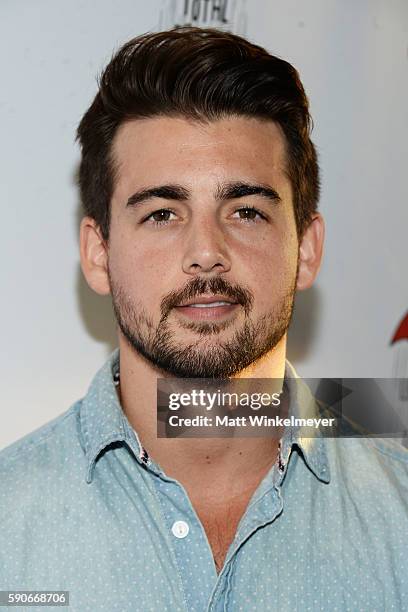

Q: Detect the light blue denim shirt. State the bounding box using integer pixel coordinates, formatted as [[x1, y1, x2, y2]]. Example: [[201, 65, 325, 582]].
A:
[[1, 349, 408, 612]]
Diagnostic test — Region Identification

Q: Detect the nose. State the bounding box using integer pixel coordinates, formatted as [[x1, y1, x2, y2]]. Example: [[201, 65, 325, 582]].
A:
[[181, 214, 231, 276]]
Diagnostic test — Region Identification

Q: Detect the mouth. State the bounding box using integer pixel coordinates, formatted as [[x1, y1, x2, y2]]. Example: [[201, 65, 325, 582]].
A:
[[174, 295, 240, 321]]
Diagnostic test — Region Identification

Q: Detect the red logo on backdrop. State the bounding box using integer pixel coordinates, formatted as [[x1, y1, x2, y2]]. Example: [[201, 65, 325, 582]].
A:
[[391, 311, 408, 404], [391, 312, 408, 345]]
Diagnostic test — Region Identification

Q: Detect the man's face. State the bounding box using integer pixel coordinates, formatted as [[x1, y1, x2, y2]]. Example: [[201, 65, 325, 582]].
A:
[[107, 115, 299, 378]]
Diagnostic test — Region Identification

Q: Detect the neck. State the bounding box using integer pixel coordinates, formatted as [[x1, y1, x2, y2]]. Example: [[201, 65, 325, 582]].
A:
[[117, 334, 287, 491]]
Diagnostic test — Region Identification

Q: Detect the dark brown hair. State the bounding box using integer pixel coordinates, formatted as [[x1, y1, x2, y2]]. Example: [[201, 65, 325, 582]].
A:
[[77, 27, 320, 240]]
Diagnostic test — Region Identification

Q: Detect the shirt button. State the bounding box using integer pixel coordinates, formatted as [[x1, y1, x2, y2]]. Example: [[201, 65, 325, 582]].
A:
[[171, 520, 189, 539]]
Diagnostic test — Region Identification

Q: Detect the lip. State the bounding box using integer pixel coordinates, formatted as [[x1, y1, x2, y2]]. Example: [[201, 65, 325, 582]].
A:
[[177, 294, 238, 307], [175, 300, 240, 322]]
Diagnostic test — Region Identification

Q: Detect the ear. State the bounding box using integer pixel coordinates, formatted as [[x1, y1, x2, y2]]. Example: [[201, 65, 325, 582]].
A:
[[296, 213, 325, 291], [79, 217, 111, 295]]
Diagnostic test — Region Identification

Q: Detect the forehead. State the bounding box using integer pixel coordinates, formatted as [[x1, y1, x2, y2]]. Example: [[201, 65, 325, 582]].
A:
[[111, 115, 290, 196]]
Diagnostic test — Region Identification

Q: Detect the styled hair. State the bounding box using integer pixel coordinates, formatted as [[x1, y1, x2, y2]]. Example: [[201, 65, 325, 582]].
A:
[[77, 27, 320, 241]]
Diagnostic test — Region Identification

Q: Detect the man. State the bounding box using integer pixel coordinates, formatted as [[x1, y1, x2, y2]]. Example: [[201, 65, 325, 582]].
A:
[[0, 27, 407, 612]]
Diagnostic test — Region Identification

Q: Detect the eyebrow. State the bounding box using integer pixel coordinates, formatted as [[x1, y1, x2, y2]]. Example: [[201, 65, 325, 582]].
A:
[[125, 181, 282, 209]]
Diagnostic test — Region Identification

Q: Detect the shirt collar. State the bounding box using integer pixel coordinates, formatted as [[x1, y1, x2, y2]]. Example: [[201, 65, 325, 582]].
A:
[[80, 349, 330, 484], [282, 360, 331, 484], [80, 348, 141, 483]]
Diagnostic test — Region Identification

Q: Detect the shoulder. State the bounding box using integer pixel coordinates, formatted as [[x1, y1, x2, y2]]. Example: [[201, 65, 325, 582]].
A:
[[325, 436, 408, 489], [364, 436, 408, 478], [365, 436, 408, 462], [0, 401, 82, 466], [338, 436, 408, 466], [0, 402, 85, 517]]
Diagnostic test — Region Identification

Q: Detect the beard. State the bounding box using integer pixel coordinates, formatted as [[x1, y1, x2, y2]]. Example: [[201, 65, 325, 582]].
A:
[[108, 267, 298, 379]]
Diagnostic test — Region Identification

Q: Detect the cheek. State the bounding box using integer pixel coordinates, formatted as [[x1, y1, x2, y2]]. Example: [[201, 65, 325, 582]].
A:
[[107, 231, 143, 291], [108, 230, 175, 308], [241, 230, 298, 310], [241, 227, 298, 277]]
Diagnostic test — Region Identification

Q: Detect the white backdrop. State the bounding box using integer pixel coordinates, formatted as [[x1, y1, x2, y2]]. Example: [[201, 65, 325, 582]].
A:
[[1, 0, 407, 449]]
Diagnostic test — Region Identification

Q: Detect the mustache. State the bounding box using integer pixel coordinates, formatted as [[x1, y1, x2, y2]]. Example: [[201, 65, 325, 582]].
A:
[[161, 276, 253, 318]]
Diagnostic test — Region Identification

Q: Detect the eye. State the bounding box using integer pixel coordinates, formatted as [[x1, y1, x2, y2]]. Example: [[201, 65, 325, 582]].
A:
[[143, 208, 177, 226], [233, 206, 267, 223]]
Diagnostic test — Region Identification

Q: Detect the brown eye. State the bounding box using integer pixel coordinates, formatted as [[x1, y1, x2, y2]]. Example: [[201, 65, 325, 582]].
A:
[[143, 209, 176, 225], [151, 210, 171, 222], [234, 207, 266, 222], [238, 208, 257, 219]]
